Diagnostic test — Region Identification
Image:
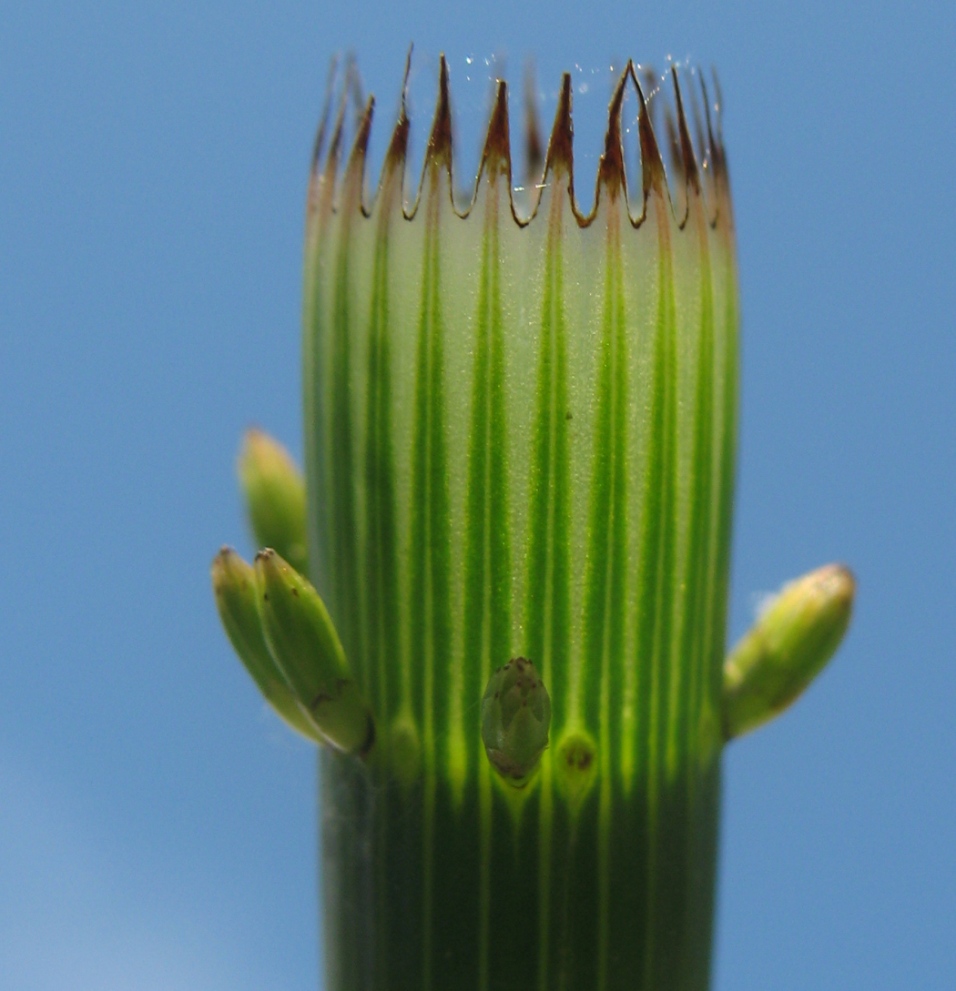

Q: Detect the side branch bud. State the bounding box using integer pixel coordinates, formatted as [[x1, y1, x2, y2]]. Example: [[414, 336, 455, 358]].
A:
[[211, 547, 323, 742], [238, 429, 308, 575], [723, 564, 855, 740], [254, 549, 374, 756]]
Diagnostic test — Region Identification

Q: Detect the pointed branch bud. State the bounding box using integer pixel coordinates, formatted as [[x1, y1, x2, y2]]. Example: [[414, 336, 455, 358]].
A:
[[254, 549, 374, 756], [723, 564, 855, 740], [481, 658, 551, 785], [238, 429, 308, 575], [211, 547, 323, 742]]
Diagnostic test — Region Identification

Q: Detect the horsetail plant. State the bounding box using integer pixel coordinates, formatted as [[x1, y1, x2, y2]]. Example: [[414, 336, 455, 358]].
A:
[[212, 54, 854, 991]]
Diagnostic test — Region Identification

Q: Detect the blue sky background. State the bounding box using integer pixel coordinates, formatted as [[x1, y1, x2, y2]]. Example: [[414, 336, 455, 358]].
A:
[[2, 1, 954, 988]]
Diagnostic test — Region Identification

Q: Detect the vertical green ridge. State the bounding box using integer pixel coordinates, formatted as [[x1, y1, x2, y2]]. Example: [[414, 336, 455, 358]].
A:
[[408, 188, 434, 989], [303, 178, 336, 597], [580, 203, 628, 991], [330, 205, 364, 679], [405, 174, 454, 991], [675, 203, 717, 989], [688, 214, 718, 750], [712, 229, 739, 707], [467, 197, 493, 991], [365, 200, 403, 725], [636, 198, 680, 989], [632, 243, 666, 982], [527, 181, 571, 991], [302, 232, 323, 586], [460, 176, 513, 991], [527, 187, 572, 731], [364, 195, 403, 991], [652, 223, 684, 991]]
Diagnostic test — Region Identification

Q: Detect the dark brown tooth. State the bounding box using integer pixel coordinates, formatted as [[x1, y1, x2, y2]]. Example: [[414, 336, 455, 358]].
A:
[[695, 72, 723, 224], [381, 49, 412, 178], [671, 66, 701, 194], [310, 55, 727, 225], [424, 53, 453, 172], [344, 96, 374, 183], [687, 73, 709, 172], [323, 65, 351, 182], [663, 103, 682, 181], [543, 72, 573, 179], [596, 65, 628, 200], [709, 67, 728, 186], [479, 79, 512, 181], [310, 55, 339, 178], [383, 109, 410, 178], [639, 64, 661, 130], [631, 65, 666, 201]]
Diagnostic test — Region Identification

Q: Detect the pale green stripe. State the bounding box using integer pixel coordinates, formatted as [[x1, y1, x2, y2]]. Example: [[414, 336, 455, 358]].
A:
[[468, 180, 511, 991], [409, 178, 444, 991], [531, 183, 570, 991], [595, 204, 628, 991], [690, 212, 716, 758], [641, 199, 679, 986]]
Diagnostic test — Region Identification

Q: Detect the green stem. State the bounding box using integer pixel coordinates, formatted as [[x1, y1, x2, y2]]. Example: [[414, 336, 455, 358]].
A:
[[304, 65, 738, 991]]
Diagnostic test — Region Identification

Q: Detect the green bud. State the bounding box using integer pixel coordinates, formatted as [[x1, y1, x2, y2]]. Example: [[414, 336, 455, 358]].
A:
[[238, 429, 308, 575], [723, 563, 855, 740], [480, 658, 551, 785], [210, 547, 322, 742], [254, 548, 374, 756]]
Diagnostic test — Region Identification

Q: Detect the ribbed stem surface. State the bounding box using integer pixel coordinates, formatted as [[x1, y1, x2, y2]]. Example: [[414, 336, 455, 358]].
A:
[[303, 79, 738, 990]]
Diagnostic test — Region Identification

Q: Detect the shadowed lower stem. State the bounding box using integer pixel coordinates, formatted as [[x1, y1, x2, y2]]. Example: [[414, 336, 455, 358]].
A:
[[320, 746, 720, 991]]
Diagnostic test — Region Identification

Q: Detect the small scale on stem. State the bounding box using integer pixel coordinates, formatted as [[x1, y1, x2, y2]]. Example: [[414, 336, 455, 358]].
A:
[[481, 657, 551, 786]]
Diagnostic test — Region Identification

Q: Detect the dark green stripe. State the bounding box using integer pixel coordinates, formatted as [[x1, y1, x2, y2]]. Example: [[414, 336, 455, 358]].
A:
[[527, 194, 571, 724], [462, 213, 491, 765], [487, 210, 511, 709], [409, 223, 431, 735], [406, 176, 453, 989], [365, 204, 402, 723], [712, 239, 739, 705], [688, 223, 717, 747], [407, 194, 433, 987], [303, 241, 330, 596], [675, 214, 717, 772], [484, 190, 515, 991], [425, 191, 452, 991], [330, 210, 364, 677], [579, 208, 629, 990], [363, 200, 405, 991], [636, 206, 680, 989], [674, 213, 717, 988], [526, 190, 571, 991], [459, 180, 512, 990]]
